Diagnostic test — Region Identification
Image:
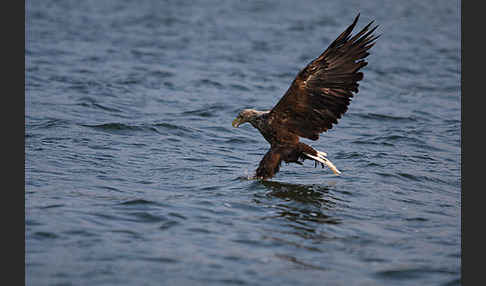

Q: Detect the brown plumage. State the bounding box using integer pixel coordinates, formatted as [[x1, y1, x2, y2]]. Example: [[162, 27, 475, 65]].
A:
[[232, 13, 379, 180]]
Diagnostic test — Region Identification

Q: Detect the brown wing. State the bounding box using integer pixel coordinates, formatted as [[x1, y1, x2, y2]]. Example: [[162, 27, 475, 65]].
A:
[[269, 13, 379, 141]]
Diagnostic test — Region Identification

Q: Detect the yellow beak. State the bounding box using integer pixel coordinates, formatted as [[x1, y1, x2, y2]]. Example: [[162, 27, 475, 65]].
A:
[[232, 118, 240, 128]]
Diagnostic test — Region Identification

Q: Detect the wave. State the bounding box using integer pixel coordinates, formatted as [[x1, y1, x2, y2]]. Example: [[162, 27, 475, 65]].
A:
[[82, 123, 160, 135]]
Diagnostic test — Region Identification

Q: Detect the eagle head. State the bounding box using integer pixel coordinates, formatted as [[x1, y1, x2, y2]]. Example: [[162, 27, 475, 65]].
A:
[[232, 109, 261, 128]]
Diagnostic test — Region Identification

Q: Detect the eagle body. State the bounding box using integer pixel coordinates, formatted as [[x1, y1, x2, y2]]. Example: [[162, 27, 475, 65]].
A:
[[232, 14, 379, 180]]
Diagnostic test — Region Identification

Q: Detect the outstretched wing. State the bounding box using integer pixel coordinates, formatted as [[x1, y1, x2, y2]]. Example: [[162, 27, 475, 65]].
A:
[[269, 13, 379, 141]]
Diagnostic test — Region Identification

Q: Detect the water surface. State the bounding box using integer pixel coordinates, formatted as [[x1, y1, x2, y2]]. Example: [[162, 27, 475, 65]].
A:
[[26, 0, 461, 285]]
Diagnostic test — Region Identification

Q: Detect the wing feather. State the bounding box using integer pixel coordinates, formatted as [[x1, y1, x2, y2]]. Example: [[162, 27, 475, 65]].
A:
[[269, 13, 379, 141]]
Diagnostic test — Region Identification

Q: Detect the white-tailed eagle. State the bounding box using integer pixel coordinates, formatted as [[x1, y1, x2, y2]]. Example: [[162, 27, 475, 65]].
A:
[[232, 14, 379, 179]]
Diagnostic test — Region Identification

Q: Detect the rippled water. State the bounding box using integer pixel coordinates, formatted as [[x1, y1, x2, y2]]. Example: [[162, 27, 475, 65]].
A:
[[26, 0, 461, 285]]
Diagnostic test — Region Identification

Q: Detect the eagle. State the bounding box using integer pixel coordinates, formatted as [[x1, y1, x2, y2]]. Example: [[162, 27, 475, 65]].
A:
[[232, 13, 379, 180]]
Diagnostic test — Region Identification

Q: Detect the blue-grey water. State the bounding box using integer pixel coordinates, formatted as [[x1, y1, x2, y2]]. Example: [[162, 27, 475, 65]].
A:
[[26, 0, 461, 285]]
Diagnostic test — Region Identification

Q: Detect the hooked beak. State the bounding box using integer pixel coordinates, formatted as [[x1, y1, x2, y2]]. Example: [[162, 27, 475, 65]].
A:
[[232, 117, 241, 128]]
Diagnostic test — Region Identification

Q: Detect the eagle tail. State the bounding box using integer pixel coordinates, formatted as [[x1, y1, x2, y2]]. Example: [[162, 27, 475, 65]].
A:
[[304, 150, 341, 175]]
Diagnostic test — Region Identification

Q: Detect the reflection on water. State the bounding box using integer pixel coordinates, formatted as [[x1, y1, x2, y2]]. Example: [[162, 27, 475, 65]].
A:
[[260, 180, 338, 209], [253, 180, 341, 271], [254, 180, 341, 233]]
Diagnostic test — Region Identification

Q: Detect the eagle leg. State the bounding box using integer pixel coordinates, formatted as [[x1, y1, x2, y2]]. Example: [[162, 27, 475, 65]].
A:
[[255, 148, 283, 180]]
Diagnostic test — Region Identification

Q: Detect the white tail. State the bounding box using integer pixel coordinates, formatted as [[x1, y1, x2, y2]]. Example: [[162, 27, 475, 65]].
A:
[[304, 150, 341, 175]]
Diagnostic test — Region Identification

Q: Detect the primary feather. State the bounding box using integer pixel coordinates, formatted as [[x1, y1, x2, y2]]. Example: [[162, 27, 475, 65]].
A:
[[269, 13, 379, 141]]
